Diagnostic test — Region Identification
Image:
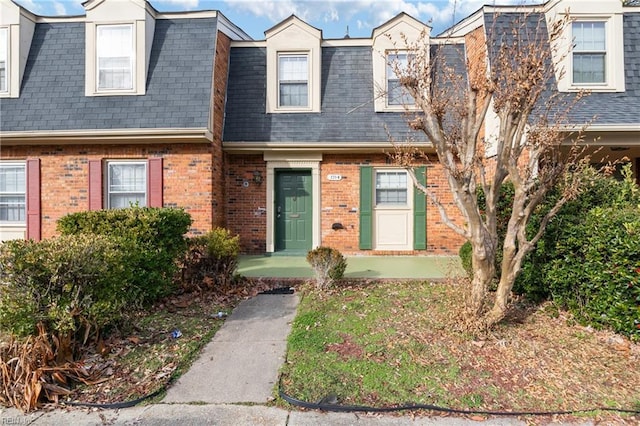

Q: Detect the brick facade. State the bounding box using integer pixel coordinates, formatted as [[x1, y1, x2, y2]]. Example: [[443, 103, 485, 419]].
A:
[[1, 143, 216, 239], [225, 153, 465, 255], [211, 31, 231, 229], [225, 155, 267, 253]]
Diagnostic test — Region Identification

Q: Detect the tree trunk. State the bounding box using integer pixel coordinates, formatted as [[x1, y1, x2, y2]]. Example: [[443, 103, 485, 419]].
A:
[[468, 235, 495, 318], [484, 233, 520, 328]]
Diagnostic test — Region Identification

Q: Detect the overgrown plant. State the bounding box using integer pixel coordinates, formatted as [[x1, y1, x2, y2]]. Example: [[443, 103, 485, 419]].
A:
[[0, 235, 136, 354], [389, 10, 594, 328], [306, 247, 347, 289], [0, 324, 102, 412], [178, 228, 241, 290]]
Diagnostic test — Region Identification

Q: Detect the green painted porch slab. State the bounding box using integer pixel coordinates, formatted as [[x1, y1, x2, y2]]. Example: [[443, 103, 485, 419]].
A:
[[237, 255, 463, 280]]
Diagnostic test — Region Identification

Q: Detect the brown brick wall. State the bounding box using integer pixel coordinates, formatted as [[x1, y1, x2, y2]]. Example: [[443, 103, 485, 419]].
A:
[[225, 155, 267, 253], [225, 153, 465, 255], [321, 154, 464, 255], [211, 31, 231, 229], [1, 143, 215, 239]]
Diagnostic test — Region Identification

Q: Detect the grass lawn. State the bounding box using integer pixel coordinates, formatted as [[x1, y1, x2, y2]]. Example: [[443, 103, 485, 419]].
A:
[[279, 280, 640, 424]]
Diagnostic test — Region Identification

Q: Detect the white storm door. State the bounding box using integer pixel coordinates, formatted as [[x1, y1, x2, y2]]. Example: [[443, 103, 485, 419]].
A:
[[373, 170, 413, 250]]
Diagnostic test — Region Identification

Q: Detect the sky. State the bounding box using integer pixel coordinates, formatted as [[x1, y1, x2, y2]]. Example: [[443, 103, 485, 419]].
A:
[[14, 0, 539, 39]]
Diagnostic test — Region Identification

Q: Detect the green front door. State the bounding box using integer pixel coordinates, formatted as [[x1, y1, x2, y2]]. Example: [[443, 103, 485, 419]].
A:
[[275, 170, 312, 253]]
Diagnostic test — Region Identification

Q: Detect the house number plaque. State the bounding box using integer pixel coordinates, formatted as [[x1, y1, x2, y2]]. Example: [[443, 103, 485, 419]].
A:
[[327, 174, 342, 181]]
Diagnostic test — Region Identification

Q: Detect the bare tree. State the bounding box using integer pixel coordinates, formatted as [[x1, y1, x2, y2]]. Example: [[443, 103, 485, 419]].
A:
[[390, 10, 592, 329]]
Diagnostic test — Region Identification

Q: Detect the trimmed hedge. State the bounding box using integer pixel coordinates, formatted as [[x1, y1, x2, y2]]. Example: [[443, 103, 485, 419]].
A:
[[57, 207, 192, 303], [546, 207, 640, 339], [0, 235, 135, 338]]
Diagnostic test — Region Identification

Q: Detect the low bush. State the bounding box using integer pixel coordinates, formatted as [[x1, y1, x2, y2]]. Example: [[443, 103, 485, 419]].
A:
[[546, 207, 640, 340], [459, 241, 473, 278], [179, 228, 241, 289], [0, 235, 135, 343], [306, 247, 347, 289], [57, 207, 192, 303]]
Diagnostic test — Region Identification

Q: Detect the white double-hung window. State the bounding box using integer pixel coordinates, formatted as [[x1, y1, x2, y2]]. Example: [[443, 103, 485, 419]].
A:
[[386, 52, 414, 107], [0, 27, 8, 94], [278, 54, 309, 108], [0, 163, 26, 223], [572, 21, 606, 85], [375, 171, 408, 206], [107, 161, 147, 208], [96, 24, 134, 91]]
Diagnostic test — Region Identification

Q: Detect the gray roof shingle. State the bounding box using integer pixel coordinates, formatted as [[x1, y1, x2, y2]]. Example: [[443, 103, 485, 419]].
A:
[[223, 45, 457, 143], [484, 11, 640, 127], [0, 18, 218, 132]]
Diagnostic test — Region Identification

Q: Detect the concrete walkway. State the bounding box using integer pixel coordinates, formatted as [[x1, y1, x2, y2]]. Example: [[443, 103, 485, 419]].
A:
[[163, 293, 299, 404], [238, 255, 463, 279]]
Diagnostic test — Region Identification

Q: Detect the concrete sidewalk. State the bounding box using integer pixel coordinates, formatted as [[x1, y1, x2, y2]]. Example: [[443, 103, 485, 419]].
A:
[[0, 403, 529, 425]]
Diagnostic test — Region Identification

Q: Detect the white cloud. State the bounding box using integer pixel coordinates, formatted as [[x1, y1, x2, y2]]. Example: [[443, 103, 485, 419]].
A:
[[223, 0, 540, 36], [224, 1, 311, 22], [324, 8, 339, 23], [156, 0, 200, 7], [53, 2, 67, 15]]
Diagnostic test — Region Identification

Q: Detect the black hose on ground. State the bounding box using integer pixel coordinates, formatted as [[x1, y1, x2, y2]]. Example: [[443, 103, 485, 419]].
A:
[[278, 379, 640, 417], [63, 386, 166, 409]]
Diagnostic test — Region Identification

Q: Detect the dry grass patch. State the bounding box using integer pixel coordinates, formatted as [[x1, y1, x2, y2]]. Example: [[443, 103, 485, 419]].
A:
[[280, 280, 640, 424]]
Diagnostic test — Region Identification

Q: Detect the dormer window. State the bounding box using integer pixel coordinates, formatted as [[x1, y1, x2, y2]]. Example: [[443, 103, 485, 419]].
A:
[[97, 24, 134, 91], [83, 0, 156, 97], [572, 21, 606, 84], [545, 0, 625, 93], [371, 13, 429, 112], [278, 53, 309, 108], [386, 52, 414, 106], [265, 16, 321, 113], [0, 27, 8, 93]]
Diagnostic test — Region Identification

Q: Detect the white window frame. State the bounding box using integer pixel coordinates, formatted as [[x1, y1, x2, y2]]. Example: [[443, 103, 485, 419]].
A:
[[571, 21, 606, 86], [375, 170, 409, 207], [386, 51, 415, 107], [546, 2, 625, 93], [96, 24, 135, 93], [277, 53, 310, 109], [106, 161, 147, 209], [0, 27, 9, 94], [0, 162, 26, 224]]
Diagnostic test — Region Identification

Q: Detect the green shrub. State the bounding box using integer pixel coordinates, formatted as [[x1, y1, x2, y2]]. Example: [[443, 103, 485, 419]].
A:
[[459, 241, 473, 278], [0, 235, 135, 340], [515, 165, 640, 300], [546, 207, 640, 340], [306, 247, 347, 289], [179, 228, 241, 289], [57, 207, 192, 303]]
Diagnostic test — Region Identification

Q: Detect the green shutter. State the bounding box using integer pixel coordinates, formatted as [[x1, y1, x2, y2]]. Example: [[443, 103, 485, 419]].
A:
[[359, 166, 373, 250], [413, 166, 427, 250]]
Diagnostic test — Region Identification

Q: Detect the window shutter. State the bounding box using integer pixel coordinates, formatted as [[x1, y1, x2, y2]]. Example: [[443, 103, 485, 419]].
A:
[[413, 166, 426, 250], [147, 158, 163, 208], [26, 158, 41, 241], [88, 160, 103, 211], [359, 166, 373, 250]]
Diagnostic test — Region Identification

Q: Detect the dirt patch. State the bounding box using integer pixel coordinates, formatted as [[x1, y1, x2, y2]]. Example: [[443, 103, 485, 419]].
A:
[[326, 334, 364, 360]]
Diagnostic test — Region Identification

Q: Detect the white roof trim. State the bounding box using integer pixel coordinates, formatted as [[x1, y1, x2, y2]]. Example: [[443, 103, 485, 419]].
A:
[[1, 128, 213, 144]]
